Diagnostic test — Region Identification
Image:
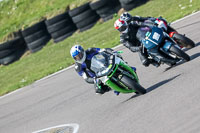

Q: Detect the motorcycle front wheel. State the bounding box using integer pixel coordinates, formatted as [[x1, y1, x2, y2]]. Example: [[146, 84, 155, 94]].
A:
[[173, 33, 195, 48], [169, 45, 190, 61], [121, 75, 146, 94]]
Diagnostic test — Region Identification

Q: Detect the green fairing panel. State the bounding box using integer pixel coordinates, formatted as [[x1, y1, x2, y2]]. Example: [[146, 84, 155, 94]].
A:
[[119, 61, 139, 83], [106, 80, 136, 93], [108, 64, 118, 78]]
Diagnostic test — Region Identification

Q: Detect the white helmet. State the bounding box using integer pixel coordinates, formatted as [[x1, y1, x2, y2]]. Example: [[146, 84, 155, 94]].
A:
[[120, 12, 132, 23], [114, 18, 128, 33], [70, 45, 86, 63]]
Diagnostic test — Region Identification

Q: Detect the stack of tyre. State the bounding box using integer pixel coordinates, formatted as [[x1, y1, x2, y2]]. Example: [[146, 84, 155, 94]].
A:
[[119, 0, 148, 11], [69, 2, 100, 32], [0, 36, 26, 65], [111, 0, 122, 14], [45, 12, 77, 43], [21, 20, 51, 53], [90, 0, 121, 22]]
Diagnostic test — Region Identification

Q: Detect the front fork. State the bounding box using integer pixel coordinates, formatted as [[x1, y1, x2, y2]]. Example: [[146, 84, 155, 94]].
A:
[[160, 40, 180, 59]]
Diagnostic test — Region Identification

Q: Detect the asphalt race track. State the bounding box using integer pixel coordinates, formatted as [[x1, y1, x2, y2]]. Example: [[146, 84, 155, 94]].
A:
[[0, 12, 200, 133]]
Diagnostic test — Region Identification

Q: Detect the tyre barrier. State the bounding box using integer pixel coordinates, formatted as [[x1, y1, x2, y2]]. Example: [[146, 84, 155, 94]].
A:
[[119, 0, 148, 11], [0, 37, 26, 65], [90, 0, 121, 22], [69, 2, 100, 32], [111, 0, 122, 17], [22, 20, 51, 53], [45, 12, 77, 43], [0, 0, 150, 66]]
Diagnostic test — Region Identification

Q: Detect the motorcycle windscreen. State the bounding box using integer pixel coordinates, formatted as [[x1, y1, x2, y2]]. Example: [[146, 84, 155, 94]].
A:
[[136, 27, 151, 41], [90, 52, 110, 77]]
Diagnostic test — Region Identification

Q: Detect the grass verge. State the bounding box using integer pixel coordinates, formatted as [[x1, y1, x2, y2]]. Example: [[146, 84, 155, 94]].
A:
[[0, 0, 90, 42]]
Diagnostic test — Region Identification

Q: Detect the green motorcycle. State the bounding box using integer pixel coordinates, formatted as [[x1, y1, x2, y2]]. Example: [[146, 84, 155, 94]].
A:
[[90, 51, 146, 95]]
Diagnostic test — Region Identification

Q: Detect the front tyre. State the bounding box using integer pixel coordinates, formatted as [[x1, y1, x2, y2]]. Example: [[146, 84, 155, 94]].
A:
[[173, 33, 195, 48], [121, 75, 146, 94], [169, 45, 190, 61]]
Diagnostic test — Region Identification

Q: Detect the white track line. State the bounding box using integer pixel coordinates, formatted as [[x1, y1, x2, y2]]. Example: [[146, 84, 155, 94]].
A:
[[32, 123, 79, 133], [172, 10, 200, 24], [1, 10, 200, 99]]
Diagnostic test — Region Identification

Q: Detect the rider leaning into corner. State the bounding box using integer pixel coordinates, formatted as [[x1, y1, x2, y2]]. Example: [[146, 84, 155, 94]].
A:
[[114, 12, 177, 67], [70, 45, 136, 95], [70, 45, 110, 95]]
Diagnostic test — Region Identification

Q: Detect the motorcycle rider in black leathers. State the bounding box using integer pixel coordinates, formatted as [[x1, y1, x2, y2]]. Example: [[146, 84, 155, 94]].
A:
[[115, 12, 177, 67], [70, 45, 113, 94]]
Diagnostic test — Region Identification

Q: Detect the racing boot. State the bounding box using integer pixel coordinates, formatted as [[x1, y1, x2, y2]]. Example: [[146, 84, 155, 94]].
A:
[[148, 48, 176, 67], [160, 57, 177, 67], [138, 52, 150, 67], [149, 59, 160, 67], [131, 67, 137, 73], [114, 91, 120, 96]]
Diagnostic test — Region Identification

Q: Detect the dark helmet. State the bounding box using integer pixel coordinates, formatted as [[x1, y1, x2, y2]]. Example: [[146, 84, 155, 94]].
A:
[[120, 12, 132, 23]]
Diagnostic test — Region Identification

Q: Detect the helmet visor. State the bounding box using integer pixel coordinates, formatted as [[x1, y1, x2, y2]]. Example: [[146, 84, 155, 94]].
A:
[[74, 52, 84, 61], [118, 25, 127, 32]]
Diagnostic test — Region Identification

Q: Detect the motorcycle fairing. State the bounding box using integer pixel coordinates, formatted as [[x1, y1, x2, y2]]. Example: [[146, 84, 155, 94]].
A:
[[142, 27, 164, 50]]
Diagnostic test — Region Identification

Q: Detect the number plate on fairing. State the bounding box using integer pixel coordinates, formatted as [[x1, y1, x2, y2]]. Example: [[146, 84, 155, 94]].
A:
[[152, 32, 160, 41]]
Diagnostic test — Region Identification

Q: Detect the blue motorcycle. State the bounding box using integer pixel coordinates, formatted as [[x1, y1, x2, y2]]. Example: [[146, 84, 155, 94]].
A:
[[136, 26, 190, 66]]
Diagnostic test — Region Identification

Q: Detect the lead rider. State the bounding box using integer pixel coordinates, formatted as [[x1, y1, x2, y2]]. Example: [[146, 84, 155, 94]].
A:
[[70, 45, 137, 95], [70, 45, 113, 95]]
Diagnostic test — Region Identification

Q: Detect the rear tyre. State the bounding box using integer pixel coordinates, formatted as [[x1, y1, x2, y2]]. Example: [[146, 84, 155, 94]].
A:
[[173, 33, 195, 48], [169, 45, 190, 61], [121, 75, 146, 94]]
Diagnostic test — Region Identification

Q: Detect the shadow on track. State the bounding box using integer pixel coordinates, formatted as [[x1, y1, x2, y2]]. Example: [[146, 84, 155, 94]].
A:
[[121, 94, 140, 103], [122, 74, 181, 103], [146, 74, 181, 92], [164, 60, 186, 72], [195, 42, 200, 47], [184, 42, 200, 61], [183, 42, 200, 52], [190, 52, 200, 61], [164, 51, 200, 72]]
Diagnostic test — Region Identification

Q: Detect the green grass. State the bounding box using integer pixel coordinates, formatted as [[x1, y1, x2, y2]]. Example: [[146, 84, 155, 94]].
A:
[[0, 0, 200, 96], [0, 0, 90, 42]]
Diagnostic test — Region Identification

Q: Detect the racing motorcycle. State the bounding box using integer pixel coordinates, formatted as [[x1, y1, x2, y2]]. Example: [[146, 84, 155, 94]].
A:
[[90, 51, 146, 95], [137, 25, 190, 67], [153, 17, 195, 48]]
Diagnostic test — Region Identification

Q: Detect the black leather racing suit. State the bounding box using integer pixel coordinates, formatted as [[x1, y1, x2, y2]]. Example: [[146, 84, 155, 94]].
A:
[[121, 16, 177, 66], [120, 16, 156, 66]]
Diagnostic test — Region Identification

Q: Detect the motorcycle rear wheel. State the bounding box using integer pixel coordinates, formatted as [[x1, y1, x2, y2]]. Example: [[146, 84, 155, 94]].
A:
[[173, 33, 195, 48], [121, 75, 146, 94], [169, 45, 190, 61]]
